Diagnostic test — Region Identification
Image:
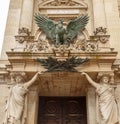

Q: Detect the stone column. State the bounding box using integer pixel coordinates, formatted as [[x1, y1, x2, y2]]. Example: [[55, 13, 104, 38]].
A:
[[92, 0, 106, 28], [104, 0, 120, 58], [27, 86, 39, 124], [19, 0, 34, 30], [1, 0, 23, 59], [87, 88, 96, 124]]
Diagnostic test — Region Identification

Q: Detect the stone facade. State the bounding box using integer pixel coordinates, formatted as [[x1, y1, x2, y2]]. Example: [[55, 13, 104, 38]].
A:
[[0, 0, 120, 124]]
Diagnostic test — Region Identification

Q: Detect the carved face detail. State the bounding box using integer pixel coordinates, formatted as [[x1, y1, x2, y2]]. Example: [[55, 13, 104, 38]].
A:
[[101, 76, 109, 84], [16, 75, 24, 84]]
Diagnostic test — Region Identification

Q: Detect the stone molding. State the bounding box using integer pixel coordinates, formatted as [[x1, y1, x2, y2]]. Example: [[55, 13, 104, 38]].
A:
[[38, 0, 88, 21], [38, 0, 88, 8]]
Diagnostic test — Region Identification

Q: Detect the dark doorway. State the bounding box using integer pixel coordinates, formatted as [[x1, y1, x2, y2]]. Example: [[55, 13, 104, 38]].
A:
[[38, 97, 87, 124]]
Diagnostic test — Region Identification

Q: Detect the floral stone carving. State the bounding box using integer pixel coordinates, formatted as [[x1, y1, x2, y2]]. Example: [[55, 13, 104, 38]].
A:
[[15, 27, 34, 44]]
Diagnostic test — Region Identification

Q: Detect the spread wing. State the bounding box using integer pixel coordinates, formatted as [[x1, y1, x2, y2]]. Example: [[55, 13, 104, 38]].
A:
[[66, 14, 89, 42], [34, 13, 56, 42]]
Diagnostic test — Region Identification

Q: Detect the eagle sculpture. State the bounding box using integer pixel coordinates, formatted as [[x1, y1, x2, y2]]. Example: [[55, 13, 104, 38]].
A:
[[34, 13, 89, 46]]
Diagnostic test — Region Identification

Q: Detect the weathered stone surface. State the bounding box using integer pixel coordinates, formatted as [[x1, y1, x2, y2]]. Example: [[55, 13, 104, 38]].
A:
[[0, 85, 9, 122], [1, 0, 120, 124]]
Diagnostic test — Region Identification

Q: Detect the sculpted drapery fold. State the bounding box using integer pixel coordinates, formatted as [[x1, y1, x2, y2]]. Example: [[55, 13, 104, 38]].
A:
[[3, 72, 41, 124], [96, 85, 118, 124], [4, 85, 28, 124], [81, 72, 120, 124]]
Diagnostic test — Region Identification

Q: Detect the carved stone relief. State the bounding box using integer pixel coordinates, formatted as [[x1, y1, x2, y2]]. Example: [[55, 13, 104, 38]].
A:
[[39, 0, 88, 7], [25, 31, 53, 52], [25, 29, 96, 53], [15, 27, 34, 44], [92, 27, 110, 44], [13, 25, 112, 55], [38, 0, 88, 21], [14, 27, 34, 52], [71, 35, 98, 52]]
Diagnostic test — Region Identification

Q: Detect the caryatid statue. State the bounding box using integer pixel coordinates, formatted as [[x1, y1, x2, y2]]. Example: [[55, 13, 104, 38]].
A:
[[81, 72, 120, 124], [3, 72, 42, 124]]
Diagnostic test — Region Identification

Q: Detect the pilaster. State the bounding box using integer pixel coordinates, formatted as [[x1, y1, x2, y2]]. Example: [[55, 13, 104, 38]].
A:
[[19, 0, 34, 30], [87, 88, 96, 124], [1, 0, 23, 59], [104, 0, 120, 58], [27, 85, 39, 124], [92, 0, 106, 28]]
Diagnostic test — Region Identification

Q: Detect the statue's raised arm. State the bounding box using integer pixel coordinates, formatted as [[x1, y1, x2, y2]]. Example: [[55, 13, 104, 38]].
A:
[[81, 72, 120, 124], [81, 72, 99, 88], [23, 71, 42, 89], [3, 72, 42, 124]]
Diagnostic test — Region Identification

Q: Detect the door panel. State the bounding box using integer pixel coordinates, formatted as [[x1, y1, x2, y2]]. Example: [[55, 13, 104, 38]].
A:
[[38, 97, 87, 124]]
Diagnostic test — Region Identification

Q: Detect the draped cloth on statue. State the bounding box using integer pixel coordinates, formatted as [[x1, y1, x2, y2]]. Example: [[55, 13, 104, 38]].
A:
[[115, 85, 120, 123], [96, 85, 118, 124], [3, 84, 28, 124]]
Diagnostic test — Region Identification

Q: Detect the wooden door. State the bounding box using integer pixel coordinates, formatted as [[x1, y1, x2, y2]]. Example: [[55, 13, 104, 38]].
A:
[[38, 97, 87, 124]]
